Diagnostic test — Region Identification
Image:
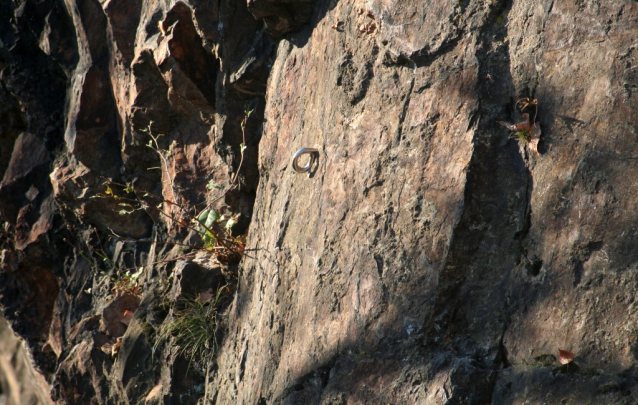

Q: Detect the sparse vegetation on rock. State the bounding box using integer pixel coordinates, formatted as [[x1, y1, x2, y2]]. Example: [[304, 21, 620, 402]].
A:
[[1, 1, 638, 404], [154, 290, 225, 369], [499, 97, 541, 154]]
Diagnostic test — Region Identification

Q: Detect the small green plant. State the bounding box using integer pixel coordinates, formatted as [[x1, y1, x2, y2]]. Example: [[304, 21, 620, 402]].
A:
[[510, 128, 532, 144], [91, 110, 254, 263], [64, 233, 144, 297], [93, 179, 245, 260], [154, 290, 225, 370], [206, 179, 223, 190], [111, 266, 143, 297], [196, 208, 221, 249], [498, 98, 541, 155]]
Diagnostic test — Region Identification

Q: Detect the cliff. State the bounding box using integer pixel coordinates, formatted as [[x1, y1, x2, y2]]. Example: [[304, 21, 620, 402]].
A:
[[1, 0, 638, 404]]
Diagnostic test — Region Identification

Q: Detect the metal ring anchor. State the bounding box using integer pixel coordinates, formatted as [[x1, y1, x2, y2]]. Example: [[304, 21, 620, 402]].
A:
[[292, 148, 319, 173]]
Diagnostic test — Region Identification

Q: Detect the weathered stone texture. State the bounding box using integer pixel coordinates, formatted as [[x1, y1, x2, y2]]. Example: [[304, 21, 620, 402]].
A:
[[0, 315, 54, 405], [1, 0, 638, 404], [210, 0, 638, 403]]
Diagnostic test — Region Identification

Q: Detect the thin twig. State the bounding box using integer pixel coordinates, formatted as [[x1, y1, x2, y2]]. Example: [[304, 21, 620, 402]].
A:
[[208, 112, 250, 207], [146, 125, 179, 206], [96, 183, 239, 251]]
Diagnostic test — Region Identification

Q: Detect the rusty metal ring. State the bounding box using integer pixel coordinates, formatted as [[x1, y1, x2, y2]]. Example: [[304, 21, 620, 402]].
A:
[[292, 148, 319, 173]]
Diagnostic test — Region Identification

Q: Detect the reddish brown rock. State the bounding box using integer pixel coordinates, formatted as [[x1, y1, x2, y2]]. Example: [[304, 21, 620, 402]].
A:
[[0, 132, 50, 224], [100, 293, 141, 339], [1, 0, 638, 404], [247, 0, 317, 37], [208, 0, 638, 404]]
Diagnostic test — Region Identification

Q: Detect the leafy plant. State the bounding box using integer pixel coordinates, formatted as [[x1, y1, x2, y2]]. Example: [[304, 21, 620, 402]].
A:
[[510, 127, 532, 144], [197, 208, 221, 249], [111, 266, 143, 297], [93, 181, 245, 262], [206, 179, 223, 190], [91, 110, 254, 263], [498, 98, 542, 155]]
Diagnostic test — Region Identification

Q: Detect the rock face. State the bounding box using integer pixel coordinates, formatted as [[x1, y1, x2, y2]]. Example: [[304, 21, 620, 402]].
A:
[[0, 315, 54, 405], [1, 0, 638, 404]]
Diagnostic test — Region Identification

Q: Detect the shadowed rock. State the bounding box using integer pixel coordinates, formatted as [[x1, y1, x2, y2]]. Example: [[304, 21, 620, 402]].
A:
[[1, 0, 638, 404]]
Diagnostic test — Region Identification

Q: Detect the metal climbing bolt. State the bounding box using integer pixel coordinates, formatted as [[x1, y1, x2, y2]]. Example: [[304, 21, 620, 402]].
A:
[[292, 148, 319, 173]]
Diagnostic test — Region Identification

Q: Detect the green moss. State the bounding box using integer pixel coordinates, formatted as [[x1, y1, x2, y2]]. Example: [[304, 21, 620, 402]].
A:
[[510, 129, 531, 144]]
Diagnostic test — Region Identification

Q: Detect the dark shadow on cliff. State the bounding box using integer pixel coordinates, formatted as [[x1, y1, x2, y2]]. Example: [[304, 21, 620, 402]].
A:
[[409, 1, 530, 396], [281, 0, 339, 49]]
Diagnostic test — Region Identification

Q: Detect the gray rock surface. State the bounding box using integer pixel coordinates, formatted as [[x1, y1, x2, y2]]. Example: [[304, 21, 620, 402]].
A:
[[1, 0, 638, 404], [0, 315, 54, 405]]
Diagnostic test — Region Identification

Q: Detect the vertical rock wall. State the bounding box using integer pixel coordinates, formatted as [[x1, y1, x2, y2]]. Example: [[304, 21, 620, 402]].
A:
[[1, 0, 638, 404], [211, 0, 638, 403]]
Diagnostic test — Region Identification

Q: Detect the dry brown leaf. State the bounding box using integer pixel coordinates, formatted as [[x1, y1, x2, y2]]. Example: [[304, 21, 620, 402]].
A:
[[559, 349, 575, 365], [498, 113, 532, 132], [111, 337, 123, 357], [99, 342, 114, 355], [121, 309, 135, 325], [516, 97, 538, 112], [99, 337, 122, 357]]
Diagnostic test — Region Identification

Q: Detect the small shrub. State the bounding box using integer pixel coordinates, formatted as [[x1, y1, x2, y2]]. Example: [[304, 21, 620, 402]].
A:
[[91, 112, 252, 264], [111, 267, 143, 297], [498, 98, 541, 155], [65, 235, 144, 298], [509, 128, 532, 144]]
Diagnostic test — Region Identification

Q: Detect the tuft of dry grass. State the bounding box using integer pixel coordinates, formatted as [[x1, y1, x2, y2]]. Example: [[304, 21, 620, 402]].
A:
[[154, 290, 224, 370]]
